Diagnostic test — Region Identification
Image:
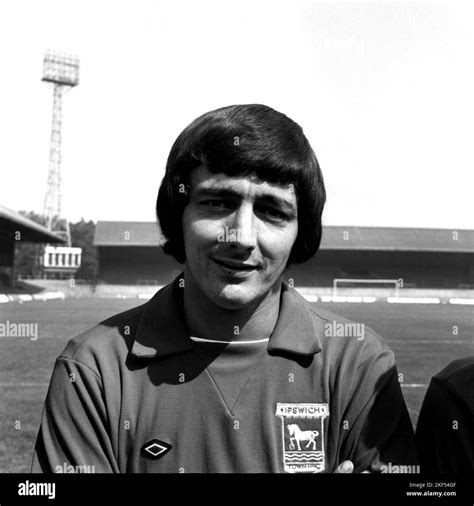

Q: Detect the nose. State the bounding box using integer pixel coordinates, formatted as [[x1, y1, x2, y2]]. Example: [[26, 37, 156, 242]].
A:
[[228, 202, 257, 251]]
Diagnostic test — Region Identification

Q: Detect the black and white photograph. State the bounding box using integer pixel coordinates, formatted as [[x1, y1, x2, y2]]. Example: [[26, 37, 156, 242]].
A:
[[0, 1, 473, 505]]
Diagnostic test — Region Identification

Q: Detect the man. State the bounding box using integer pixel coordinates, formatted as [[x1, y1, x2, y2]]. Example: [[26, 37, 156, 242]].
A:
[[32, 104, 417, 473], [416, 356, 474, 474]]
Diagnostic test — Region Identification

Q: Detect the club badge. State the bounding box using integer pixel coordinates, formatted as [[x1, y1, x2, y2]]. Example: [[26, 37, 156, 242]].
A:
[[275, 403, 329, 473]]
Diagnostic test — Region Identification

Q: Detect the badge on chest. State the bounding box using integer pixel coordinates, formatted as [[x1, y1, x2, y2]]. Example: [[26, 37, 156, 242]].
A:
[[275, 403, 329, 473]]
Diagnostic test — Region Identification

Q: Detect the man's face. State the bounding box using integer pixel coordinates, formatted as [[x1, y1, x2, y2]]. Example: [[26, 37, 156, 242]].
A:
[[182, 165, 298, 309]]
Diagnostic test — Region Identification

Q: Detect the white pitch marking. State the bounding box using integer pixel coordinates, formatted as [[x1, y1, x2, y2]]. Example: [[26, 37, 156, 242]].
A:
[[449, 298, 474, 305], [362, 297, 377, 303], [387, 297, 440, 304], [321, 296, 366, 303], [317, 296, 376, 303], [302, 295, 319, 302], [18, 294, 33, 301], [27, 292, 66, 301], [42, 292, 65, 300]]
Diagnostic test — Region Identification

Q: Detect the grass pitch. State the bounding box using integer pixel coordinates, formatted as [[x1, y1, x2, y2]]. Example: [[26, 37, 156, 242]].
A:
[[0, 297, 472, 472]]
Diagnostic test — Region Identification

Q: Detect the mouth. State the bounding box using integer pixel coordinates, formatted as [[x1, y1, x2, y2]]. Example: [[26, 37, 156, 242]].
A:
[[211, 257, 259, 272]]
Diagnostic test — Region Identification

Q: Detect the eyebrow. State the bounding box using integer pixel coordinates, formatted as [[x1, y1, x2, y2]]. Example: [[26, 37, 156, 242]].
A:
[[193, 187, 297, 214]]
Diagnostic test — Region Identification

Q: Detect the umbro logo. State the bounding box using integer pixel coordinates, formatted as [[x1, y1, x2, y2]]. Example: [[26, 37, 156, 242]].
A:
[[141, 439, 172, 459]]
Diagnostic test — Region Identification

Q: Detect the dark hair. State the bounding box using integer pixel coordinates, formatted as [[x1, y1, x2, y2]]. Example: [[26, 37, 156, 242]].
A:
[[156, 104, 326, 265]]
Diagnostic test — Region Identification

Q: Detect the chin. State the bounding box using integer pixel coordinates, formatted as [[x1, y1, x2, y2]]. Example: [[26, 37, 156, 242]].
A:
[[212, 285, 258, 309]]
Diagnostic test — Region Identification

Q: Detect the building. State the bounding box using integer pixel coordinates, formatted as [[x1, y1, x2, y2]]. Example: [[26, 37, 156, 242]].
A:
[[42, 245, 82, 279], [93, 221, 474, 289], [94, 221, 178, 285], [0, 205, 65, 287]]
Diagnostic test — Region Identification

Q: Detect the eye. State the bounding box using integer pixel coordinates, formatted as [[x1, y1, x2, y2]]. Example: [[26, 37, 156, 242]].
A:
[[200, 199, 232, 210], [257, 206, 286, 220]]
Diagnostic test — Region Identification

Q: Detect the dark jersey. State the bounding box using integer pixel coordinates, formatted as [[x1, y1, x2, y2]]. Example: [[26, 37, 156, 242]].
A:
[[416, 356, 474, 474], [31, 274, 417, 473]]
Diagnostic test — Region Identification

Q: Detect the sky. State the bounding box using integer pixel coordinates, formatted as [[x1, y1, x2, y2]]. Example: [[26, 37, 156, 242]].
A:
[[1, 0, 473, 229]]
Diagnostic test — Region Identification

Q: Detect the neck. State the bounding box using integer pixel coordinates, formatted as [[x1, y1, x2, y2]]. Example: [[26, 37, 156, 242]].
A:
[[182, 266, 282, 343]]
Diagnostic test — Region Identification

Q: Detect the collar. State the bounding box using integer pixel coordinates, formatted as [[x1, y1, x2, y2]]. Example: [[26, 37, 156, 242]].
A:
[[266, 282, 323, 356], [130, 275, 194, 358], [130, 273, 323, 359]]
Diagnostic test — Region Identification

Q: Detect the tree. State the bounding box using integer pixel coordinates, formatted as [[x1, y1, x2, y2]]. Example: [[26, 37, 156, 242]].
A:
[[13, 211, 46, 278], [70, 219, 98, 282], [13, 212, 98, 282]]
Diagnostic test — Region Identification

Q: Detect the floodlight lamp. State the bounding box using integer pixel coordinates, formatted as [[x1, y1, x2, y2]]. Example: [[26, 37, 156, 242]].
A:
[[42, 50, 80, 86]]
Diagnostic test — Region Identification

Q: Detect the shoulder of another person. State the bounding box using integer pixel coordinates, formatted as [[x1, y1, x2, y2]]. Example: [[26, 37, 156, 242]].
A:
[[434, 355, 474, 380], [431, 356, 474, 413]]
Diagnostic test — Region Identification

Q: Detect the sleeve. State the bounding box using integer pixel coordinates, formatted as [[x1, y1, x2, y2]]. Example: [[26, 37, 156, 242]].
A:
[[415, 377, 474, 474], [31, 357, 120, 473], [340, 349, 419, 473]]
